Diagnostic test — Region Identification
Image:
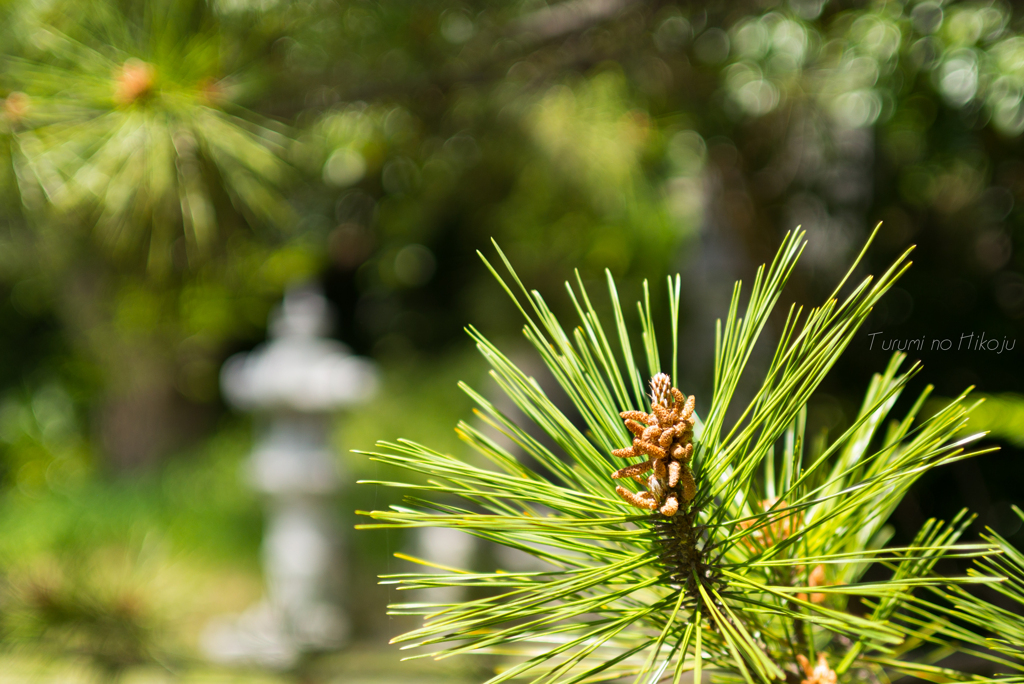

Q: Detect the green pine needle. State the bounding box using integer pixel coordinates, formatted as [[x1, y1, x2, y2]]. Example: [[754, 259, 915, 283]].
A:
[[358, 227, 999, 683], [3, 0, 293, 269]]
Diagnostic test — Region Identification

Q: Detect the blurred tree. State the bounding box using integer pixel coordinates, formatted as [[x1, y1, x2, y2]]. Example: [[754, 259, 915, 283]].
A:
[[271, 0, 1024, 547], [0, 0, 1019, 515], [0, 0, 319, 468], [251, 0, 1024, 397]]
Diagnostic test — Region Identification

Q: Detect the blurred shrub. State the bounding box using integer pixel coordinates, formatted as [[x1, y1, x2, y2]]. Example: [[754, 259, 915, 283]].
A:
[[0, 422, 264, 672], [970, 392, 1024, 446], [0, 381, 92, 494]]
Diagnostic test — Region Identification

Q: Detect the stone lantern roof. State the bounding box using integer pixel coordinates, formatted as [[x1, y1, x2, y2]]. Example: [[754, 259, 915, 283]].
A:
[[220, 287, 378, 414]]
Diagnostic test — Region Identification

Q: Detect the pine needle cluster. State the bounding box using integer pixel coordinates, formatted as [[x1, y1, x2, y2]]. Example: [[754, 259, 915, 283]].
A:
[[358, 227, 1007, 684], [1, 0, 293, 268]]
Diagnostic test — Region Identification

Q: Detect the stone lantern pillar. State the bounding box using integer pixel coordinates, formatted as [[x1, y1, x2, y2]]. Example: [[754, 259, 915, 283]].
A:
[[203, 286, 378, 668]]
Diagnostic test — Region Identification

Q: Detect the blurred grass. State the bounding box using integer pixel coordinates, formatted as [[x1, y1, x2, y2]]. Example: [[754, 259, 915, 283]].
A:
[[0, 347, 488, 679], [0, 423, 265, 673], [0, 648, 481, 683]]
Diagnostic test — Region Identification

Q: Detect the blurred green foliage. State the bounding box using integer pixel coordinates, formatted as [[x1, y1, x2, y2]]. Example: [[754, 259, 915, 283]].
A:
[[0, 423, 263, 676], [967, 392, 1024, 446], [0, 0, 1020, 677], [0, 352, 485, 677]]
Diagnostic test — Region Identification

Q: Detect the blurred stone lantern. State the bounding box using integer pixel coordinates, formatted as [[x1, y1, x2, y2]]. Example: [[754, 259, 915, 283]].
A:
[[203, 286, 378, 668]]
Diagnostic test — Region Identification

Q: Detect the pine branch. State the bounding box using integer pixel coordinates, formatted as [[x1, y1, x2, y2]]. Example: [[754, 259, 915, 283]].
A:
[[358, 229, 999, 683]]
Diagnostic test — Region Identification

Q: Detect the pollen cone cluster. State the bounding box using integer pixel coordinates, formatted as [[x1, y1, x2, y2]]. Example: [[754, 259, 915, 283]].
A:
[[611, 373, 695, 517], [737, 497, 801, 552], [796, 653, 837, 684]]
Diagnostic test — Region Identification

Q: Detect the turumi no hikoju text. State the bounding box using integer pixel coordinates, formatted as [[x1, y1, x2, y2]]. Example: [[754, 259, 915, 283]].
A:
[[868, 331, 1017, 354]]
